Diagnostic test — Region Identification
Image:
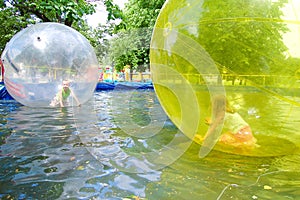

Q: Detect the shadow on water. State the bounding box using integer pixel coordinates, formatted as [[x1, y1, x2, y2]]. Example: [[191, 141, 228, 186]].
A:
[[0, 89, 300, 199]]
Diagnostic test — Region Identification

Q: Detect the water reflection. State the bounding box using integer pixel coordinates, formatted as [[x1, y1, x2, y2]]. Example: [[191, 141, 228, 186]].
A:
[[0, 90, 300, 199]]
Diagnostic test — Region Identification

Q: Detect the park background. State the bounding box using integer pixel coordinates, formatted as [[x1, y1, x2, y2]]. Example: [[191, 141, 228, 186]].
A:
[[1, 1, 300, 200]]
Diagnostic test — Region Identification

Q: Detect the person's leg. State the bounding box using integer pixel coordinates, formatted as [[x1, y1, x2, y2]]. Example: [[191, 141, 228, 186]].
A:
[[219, 133, 236, 145], [50, 97, 59, 107]]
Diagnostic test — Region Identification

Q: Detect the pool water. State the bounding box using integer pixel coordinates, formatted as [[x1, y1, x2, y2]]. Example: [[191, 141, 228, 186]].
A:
[[0, 89, 300, 200]]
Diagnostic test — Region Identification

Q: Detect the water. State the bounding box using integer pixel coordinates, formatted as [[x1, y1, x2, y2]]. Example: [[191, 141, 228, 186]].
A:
[[0, 89, 300, 200]]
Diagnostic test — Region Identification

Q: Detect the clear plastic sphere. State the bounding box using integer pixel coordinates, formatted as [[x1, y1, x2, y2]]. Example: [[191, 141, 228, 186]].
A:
[[150, 0, 300, 157], [1, 22, 99, 107]]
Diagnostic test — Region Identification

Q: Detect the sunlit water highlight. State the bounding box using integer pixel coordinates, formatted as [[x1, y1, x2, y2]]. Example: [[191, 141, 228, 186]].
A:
[[0, 89, 300, 199]]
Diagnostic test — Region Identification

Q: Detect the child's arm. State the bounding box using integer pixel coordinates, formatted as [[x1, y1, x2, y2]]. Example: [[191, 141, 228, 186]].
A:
[[58, 90, 64, 107], [70, 89, 81, 106], [204, 113, 224, 140], [199, 113, 225, 158]]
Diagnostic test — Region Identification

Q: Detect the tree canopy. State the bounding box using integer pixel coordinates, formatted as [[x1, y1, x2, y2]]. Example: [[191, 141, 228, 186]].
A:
[[0, 0, 97, 51], [152, 0, 292, 80], [0, 0, 166, 71], [198, 0, 289, 75], [1, 0, 296, 79], [107, 0, 166, 72]]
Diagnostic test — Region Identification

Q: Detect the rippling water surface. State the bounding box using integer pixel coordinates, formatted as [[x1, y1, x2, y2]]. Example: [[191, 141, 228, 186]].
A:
[[0, 89, 300, 200]]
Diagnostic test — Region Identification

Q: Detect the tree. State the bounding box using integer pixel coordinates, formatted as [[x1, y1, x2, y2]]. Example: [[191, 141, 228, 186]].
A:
[[197, 0, 289, 75], [0, 7, 28, 52], [90, 24, 112, 65], [108, 0, 166, 73], [151, 0, 290, 87], [0, 0, 96, 51], [285, 57, 300, 76], [2, 0, 96, 26]]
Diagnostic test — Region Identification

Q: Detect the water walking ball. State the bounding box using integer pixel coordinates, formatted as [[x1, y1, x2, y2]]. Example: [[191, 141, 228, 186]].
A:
[[150, 0, 300, 157], [1, 22, 99, 107]]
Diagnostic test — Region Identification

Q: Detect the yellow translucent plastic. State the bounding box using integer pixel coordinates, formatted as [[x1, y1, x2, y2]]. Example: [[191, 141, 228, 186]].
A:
[[150, 0, 300, 157]]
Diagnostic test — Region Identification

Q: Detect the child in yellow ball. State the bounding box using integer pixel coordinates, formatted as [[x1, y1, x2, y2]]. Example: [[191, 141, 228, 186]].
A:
[[203, 95, 257, 148], [50, 80, 81, 107]]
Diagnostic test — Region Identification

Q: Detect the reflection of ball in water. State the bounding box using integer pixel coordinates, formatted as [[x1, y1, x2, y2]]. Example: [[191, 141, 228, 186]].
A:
[[150, 0, 300, 156], [1, 22, 99, 107]]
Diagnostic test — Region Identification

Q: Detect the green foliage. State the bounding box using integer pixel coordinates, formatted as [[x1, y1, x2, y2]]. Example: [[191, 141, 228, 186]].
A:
[[198, 0, 289, 75], [0, 0, 96, 52], [89, 24, 112, 65], [285, 57, 300, 76], [0, 7, 28, 51], [104, 0, 123, 21], [109, 28, 153, 72], [123, 0, 165, 29], [3, 0, 96, 26], [108, 0, 166, 73]]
